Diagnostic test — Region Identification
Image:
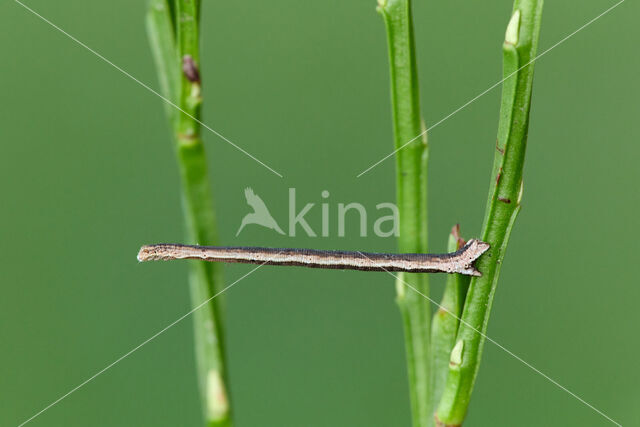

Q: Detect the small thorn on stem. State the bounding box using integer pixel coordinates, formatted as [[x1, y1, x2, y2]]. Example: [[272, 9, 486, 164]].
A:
[[451, 224, 466, 250]]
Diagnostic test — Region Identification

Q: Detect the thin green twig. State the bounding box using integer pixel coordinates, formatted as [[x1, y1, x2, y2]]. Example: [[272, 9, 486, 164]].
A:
[[430, 226, 470, 413], [147, 0, 178, 123], [378, 0, 430, 425], [147, 1, 231, 425], [435, 1, 543, 425]]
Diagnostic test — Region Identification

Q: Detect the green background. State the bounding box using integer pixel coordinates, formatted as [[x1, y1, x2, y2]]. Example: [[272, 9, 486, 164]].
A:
[[1, 0, 638, 425]]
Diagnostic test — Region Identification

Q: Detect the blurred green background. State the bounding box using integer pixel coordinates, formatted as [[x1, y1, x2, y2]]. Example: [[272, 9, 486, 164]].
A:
[[1, 0, 638, 425]]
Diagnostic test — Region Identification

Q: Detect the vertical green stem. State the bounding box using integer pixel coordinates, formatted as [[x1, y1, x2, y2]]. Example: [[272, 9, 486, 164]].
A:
[[435, 2, 543, 425], [146, 0, 178, 123], [378, 0, 430, 425], [430, 226, 470, 412], [147, 1, 231, 426]]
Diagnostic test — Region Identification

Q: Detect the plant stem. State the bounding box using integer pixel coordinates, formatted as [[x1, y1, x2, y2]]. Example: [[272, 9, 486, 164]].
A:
[[378, 0, 430, 425], [430, 226, 470, 412], [435, 1, 543, 425], [147, 1, 231, 425], [146, 0, 178, 123]]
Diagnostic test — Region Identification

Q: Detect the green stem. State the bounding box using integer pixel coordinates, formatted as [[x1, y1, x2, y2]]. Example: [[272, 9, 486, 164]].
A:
[[430, 226, 470, 413], [435, 2, 543, 425], [378, 0, 430, 426], [147, 1, 231, 426], [146, 0, 178, 123]]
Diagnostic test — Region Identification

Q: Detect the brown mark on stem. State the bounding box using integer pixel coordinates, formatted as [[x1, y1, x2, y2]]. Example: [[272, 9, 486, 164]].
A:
[[496, 139, 505, 155], [498, 197, 512, 204], [178, 132, 198, 141], [182, 55, 201, 83]]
